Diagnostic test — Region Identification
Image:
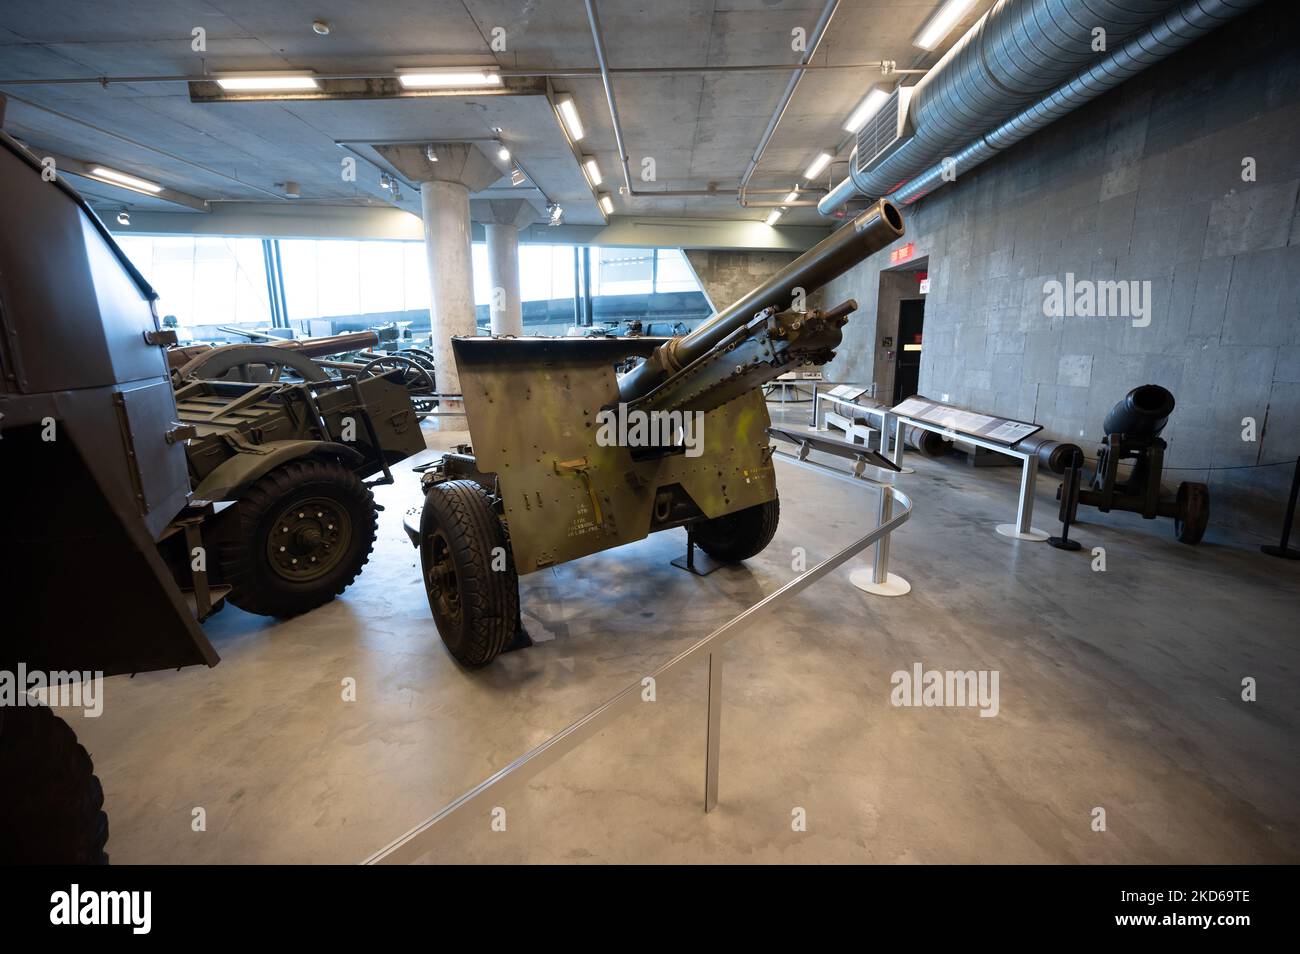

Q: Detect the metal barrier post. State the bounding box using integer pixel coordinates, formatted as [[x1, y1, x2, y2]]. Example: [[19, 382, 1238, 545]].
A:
[[705, 651, 722, 812], [850, 479, 911, 597]]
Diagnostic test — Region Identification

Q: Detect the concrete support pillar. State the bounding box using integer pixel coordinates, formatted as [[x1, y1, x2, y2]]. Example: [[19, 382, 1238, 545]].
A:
[[484, 223, 522, 336], [419, 180, 475, 397], [376, 142, 510, 402]]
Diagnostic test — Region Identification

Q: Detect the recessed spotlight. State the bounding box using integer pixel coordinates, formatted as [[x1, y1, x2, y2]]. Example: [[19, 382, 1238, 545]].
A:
[[765, 208, 783, 226], [215, 72, 318, 91], [397, 69, 501, 89], [497, 145, 510, 162], [312, 20, 331, 36], [89, 166, 163, 194], [554, 94, 584, 142]]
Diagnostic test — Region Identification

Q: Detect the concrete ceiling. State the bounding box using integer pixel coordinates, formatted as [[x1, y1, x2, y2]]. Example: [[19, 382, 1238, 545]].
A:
[[0, 0, 993, 235]]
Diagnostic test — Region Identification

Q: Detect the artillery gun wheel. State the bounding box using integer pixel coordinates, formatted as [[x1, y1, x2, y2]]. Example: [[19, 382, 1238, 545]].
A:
[[419, 480, 519, 667], [364, 354, 437, 419], [1174, 481, 1209, 545], [221, 458, 377, 616], [0, 703, 109, 864], [691, 498, 780, 563]]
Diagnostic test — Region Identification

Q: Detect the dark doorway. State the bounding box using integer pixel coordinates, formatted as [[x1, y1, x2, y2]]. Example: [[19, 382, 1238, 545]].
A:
[[892, 298, 925, 404]]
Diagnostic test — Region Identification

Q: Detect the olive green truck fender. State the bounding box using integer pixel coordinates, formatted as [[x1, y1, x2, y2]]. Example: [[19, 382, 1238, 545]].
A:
[[192, 439, 366, 502]]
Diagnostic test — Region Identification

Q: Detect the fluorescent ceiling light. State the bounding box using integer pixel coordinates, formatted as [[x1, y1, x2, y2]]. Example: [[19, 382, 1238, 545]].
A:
[[510, 167, 527, 186], [598, 194, 614, 215], [582, 156, 602, 186], [397, 69, 501, 88], [803, 152, 831, 180], [914, 0, 978, 52], [555, 95, 584, 142], [89, 166, 162, 194], [844, 87, 890, 133], [784, 189, 799, 203], [765, 209, 783, 227], [215, 73, 318, 91]]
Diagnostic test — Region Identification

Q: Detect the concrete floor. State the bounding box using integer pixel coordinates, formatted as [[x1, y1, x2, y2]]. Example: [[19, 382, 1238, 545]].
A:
[[58, 400, 1300, 864]]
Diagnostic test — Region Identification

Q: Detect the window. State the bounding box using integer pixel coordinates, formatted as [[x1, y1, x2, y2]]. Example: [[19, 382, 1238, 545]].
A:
[[117, 235, 705, 327]]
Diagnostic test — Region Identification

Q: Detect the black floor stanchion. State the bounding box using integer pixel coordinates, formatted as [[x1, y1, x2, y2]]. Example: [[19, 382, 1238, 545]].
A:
[[1049, 450, 1084, 551], [1261, 455, 1300, 560]]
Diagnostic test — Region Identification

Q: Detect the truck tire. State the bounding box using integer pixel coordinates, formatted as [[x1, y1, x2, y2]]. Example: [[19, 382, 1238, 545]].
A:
[[1174, 481, 1209, 545], [0, 703, 109, 864], [419, 480, 519, 666], [222, 457, 377, 617], [692, 498, 780, 563]]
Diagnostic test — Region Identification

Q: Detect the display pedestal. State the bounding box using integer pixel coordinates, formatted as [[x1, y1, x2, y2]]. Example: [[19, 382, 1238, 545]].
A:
[[996, 524, 1049, 542], [849, 568, 911, 596]]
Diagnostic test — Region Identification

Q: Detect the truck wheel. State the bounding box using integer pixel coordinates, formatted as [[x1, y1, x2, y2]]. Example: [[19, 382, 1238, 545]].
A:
[[1174, 482, 1209, 545], [419, 480, 519, 666], [0, 703, 109, 864], [222, 457, 377, 616], [692, 498, 780, 562]]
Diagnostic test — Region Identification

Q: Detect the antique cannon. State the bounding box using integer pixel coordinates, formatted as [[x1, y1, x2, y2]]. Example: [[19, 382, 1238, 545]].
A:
[[1058, 384, 1209, 544], [405, 200, 906, 665]]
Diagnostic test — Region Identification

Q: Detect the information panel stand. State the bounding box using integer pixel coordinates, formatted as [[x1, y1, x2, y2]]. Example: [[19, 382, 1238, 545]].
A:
[[890, 396, 1049, 541]]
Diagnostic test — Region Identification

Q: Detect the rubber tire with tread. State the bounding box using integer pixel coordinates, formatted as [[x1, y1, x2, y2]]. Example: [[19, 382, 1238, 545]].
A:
[[691, 498, 780, 563], [1174, 481, 1210, 545], [221, 457, 377, 617], [0, 703, 109, 864], [419, 479, 520, 667]]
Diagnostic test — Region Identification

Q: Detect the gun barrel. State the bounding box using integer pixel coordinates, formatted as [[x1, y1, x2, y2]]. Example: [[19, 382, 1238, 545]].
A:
[[618, 199, 904, 403], [272, 331, 380, 358], [1102, 385, 1175, 438]]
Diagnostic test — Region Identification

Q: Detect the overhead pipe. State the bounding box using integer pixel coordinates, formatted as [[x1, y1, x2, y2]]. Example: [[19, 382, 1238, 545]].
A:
[[819, 0, 1211, 216], [736, 0, 842, 192], [886, 0, 1265, 205]]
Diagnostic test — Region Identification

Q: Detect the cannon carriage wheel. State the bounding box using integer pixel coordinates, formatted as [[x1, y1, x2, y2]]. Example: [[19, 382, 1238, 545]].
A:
[[363, 354, 437, 420], [418, 480, 519, 667], [1174, 481, 1209, 545]]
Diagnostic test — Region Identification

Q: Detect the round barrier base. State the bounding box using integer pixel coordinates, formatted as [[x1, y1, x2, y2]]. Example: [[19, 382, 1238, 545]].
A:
[[894, 465, 916, 475], [996, 524, 1049, 542], [849, 568, 911, 596]]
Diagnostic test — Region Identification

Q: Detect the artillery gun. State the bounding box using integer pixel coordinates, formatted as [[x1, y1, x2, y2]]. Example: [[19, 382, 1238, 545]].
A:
[[406, 200, 906, 665]]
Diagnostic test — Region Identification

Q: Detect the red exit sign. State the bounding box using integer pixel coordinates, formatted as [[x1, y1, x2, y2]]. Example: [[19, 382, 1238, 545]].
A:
[[890, 242, 915, 264]]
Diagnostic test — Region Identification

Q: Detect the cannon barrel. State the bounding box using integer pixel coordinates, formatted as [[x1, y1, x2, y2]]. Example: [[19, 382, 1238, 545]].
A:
[[1102, 384, 1175, 438], [271, 330, 380, 357], [618, 199, 905, 404]]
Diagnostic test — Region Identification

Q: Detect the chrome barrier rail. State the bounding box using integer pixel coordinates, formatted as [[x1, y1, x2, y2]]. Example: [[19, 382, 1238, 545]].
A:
[[363, 450, 914, 864]]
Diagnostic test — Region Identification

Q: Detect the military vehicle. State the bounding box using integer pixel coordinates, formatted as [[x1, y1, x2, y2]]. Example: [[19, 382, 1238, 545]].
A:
[[405, 199, 906, 666], [0, 127, 423, 862]]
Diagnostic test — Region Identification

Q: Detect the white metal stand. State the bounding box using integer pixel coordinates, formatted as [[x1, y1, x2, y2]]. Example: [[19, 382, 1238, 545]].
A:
[[894, 416, 1048, 542]]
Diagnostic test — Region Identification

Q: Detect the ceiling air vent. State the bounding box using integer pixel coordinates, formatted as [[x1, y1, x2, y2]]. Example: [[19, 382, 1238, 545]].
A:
[[855, 86, 915, 174]]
